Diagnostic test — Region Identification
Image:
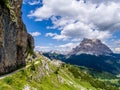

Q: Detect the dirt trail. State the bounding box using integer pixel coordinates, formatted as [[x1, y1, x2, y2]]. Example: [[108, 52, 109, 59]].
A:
[[0, 60, 40, 79], [0, 68, 24, 79]]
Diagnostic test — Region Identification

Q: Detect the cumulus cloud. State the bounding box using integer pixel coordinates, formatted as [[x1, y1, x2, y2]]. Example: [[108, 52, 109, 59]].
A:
[[30, 32, 41, 37], [59, 22, 112, 40], [28, 0, 41, 5], [23, 0, 41, 5], [106, 39, 120, 53], [52, 42, 79, 54], [28, 0, 120, 41], [86, 0, 120, 4], [45, 33, 69, 40], [45, 33, 57, 37], [35, 42, 79, 54], [57, 42, 79, 50], [114, 48, 120, 53], [35, 46, 51, 52], [27, 0, 120, 53], [46, 21, 112, 41]]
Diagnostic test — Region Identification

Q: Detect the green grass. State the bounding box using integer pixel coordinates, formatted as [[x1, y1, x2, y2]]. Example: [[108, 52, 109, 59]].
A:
[[0, 54, 119, 90]]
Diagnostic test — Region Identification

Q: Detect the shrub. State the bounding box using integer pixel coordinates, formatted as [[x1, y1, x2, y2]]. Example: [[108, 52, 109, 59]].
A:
[[4, 77, 13, 85], [54, 68, 59, 74], [68, 66, 80, 78], [20, 70, 27, 76], [30, 62, 36, 71]]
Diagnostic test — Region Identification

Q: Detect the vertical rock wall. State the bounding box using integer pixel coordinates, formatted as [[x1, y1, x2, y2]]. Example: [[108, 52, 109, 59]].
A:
[[0, 0, 34, 75]]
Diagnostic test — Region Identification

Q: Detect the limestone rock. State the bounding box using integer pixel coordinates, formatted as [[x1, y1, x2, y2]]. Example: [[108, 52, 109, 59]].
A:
[[0, 0, 34, 75], [69, 38, 113, 56]]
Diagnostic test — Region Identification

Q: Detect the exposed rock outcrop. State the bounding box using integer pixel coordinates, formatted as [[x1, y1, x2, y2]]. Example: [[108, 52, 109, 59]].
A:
[[69, 38, 113, 56], [0, 0, 34, 75]]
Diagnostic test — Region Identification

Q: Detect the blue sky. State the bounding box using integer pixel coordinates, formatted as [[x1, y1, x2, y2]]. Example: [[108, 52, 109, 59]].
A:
[[22, 0, 120, 53]]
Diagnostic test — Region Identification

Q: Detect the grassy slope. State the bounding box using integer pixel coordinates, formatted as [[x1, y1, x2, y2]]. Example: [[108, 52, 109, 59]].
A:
[[0, 53, 119, 90]]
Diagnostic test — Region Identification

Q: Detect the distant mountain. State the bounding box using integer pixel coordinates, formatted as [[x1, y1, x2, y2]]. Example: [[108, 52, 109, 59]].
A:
[[43, 52, 66, 60], [43, 38, 120, 74], [68, 38, 113, 56]]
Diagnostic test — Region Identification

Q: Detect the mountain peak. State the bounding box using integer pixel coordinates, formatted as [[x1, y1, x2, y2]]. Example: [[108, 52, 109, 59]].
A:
[[69, 38, 113, 56], [82, 38, 101, 43]]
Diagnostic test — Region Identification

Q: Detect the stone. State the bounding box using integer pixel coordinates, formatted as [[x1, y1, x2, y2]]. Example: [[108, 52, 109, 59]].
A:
[[0, 0, 34, 75], [69, 38, 113, 56]]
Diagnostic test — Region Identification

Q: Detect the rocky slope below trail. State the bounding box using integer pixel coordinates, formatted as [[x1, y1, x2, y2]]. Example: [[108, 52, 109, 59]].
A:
[[69, 38, 113, 56], [0, 52, 119, 90], [0, 0, 34, 75]]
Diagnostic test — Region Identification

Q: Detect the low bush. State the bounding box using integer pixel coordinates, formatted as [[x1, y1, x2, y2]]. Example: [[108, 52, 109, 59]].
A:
[[4, 77, 13, 85]]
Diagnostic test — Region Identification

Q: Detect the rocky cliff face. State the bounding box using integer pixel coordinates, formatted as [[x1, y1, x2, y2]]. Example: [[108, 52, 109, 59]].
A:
[[0, 0, 34, 75], [69, 38, 113, 56]]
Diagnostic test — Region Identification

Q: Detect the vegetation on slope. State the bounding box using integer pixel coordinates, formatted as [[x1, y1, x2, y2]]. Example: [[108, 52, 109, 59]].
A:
[[0, 0, 17, 22], [0, 53, 119, 90]]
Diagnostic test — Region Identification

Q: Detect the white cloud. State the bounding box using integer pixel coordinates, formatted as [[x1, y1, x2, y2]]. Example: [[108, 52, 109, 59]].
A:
[[106, 39, 120, 53], [30, 32, 41, 37], [45, 33, 69, 40], [114, 40, 120, 46], [50, 42, 79, 54], [86, 0, 120, 4], [35, 46, 51, 52], [28, 0, 41, 5], [35, 46, 49, 49], [28, 0, 120, 53], [28, 5, 53, 21], [114, 48, 120, 53], [28, 0, 120, 41], [45, 33, 57, 37], [57, 43, 79, 50], [23, 0, 41, 5], [34, 42, 79, 54], [45, 22, 111, 41], [60, 22, 112, 40]]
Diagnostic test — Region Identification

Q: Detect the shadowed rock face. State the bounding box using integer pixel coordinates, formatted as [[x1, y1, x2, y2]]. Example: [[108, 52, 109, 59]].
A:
[[69, 38, 113, 56], [0, 0, 34, 75]]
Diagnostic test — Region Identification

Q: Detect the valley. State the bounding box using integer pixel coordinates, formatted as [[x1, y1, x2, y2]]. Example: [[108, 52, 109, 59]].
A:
[[0, 52, 119, 90]]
